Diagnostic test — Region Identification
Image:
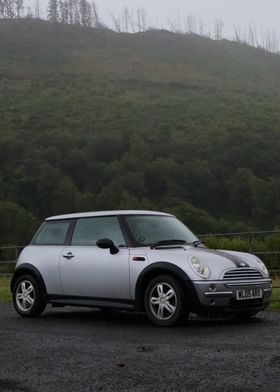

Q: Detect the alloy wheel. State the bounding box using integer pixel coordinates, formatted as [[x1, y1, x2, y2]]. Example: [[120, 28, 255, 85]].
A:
[[149, 282, 178, 321], [15, 280, 35, 312]]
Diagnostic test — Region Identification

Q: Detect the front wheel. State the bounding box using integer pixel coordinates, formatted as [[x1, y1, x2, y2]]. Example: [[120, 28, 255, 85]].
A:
[[13, 275, 46, 317], [144, 275, 189, 326]]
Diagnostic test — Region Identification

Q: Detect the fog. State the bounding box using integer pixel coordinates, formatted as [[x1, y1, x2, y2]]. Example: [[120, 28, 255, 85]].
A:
[[24, 0, 280, 38]]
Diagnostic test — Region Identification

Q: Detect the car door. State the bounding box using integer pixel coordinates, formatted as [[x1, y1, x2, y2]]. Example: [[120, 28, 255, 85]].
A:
[[30, 219, 73, 295], [59, 216, 130, 300]]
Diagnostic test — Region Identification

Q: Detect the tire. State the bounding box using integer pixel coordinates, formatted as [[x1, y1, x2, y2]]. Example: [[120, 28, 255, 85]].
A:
[[144, 275, 189, 327], [12, 274, 47, 317]]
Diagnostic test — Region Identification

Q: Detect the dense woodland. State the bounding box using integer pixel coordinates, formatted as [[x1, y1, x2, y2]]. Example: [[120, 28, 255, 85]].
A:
[[1, 19, 280, 245]]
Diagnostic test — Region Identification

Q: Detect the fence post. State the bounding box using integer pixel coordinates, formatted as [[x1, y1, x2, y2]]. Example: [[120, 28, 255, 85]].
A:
[[247, 232, 252, 253]]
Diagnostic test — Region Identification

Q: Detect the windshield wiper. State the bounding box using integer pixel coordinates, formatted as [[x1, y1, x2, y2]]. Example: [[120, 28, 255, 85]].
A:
[[150, 239, 188, 249]]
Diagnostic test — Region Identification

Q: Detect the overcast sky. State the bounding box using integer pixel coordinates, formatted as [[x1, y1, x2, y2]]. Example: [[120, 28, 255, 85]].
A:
[[29, 0, 280, 39]]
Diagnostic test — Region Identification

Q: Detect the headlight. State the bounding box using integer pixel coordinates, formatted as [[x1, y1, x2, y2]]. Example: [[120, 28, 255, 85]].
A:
[[255, 257, 269, 276], [190, 256, 210, 279]]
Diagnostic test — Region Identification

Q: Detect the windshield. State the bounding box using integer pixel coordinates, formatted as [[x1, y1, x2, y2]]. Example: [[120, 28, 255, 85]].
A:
[[124, 215, 199, 247]]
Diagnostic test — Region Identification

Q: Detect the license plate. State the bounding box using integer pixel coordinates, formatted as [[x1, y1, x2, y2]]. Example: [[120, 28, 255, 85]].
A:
[[236, 288, 263, 301]]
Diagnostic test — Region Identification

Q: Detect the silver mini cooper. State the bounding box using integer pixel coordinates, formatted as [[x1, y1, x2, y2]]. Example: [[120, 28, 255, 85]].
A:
[[11, 210, 272, 326]]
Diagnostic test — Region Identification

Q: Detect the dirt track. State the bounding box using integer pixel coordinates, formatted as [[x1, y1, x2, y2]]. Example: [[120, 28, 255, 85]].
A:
[[0, 303, 280, 392]]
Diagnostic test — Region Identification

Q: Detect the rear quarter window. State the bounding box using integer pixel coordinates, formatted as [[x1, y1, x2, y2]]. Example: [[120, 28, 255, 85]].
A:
[[33, 221, 70, 245]]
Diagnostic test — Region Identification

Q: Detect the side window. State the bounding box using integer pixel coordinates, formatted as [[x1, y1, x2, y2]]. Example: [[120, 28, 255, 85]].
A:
[[71, 217, 125, 246], [33, 221, 70, 245]]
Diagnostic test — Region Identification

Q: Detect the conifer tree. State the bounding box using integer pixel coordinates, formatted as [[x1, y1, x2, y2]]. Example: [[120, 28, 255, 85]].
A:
[[79, 0, 91, 27], [15, 0, 24, 18], [48, 0, 58, 22]]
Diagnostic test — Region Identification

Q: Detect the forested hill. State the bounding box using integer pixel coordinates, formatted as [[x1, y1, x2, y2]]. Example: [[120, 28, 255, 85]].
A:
[[1, 19, 280, 244]]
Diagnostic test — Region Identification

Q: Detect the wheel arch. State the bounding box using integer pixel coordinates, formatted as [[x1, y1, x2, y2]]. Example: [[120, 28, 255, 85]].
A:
[[11, 263, 47, 299], [135, 262, 198, 311]]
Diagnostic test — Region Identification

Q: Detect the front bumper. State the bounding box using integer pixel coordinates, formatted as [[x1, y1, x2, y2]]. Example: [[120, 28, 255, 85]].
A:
[[191, 278, 272, 315]]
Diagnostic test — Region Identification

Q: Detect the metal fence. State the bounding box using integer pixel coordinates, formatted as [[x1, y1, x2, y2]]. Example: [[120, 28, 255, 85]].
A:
[[199, 228, 280, 254], [0, 246, 24, 277], [199, 229, 280, 288]]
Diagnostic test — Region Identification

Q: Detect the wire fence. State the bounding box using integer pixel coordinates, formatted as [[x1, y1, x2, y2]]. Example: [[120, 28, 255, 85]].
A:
[[201, 226, 279, 255], [199, 229, 280, 288], [199, 229, 280, 253], [0, 246, 24, 277], [0, 239, 280, 288]]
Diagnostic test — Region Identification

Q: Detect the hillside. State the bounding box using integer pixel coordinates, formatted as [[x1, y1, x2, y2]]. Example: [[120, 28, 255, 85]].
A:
[[1, 19, 280, 244], [2, 19, 280, 89]]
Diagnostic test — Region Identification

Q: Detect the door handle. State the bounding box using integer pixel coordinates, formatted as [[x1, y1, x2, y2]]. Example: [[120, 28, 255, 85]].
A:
[[62, 252, 75, 260]]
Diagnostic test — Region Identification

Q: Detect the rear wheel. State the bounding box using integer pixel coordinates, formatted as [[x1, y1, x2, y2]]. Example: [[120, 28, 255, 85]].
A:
[[144, 275, 189, 326], [13, 275, 46, 317]]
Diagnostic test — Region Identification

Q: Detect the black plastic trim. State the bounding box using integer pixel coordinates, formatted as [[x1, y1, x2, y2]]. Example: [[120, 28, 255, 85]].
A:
[[118, 215, 139, 248], [134, 262, 201, 311], [10, 263, 47, 296], [194, 301, 269, 316], [47, 294, 135, 309]]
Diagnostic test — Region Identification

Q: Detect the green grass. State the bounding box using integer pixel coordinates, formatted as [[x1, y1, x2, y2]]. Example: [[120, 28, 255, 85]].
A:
[[0, 275, 279, 309], [270, 279, 280, 309], [0, 276, 11, 302]]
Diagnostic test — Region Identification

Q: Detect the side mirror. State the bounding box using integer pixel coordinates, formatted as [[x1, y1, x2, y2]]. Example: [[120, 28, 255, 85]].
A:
[[96, 238, 119, 255]]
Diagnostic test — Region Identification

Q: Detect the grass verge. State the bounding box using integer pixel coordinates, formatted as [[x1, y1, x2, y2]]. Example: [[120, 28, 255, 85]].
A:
[[270, 279, 280, 309], [0, 276, 12, 302]]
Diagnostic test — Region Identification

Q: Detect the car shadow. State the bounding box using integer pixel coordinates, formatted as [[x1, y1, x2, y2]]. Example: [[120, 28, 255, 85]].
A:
[[38, 305, 268, 329]]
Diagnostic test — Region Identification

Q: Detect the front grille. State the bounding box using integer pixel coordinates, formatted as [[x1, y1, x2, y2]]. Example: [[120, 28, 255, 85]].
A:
[[223, 268, 263, 281]]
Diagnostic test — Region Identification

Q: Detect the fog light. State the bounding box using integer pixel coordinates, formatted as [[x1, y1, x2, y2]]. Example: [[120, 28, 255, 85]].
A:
[[208, 284, 217, 292]]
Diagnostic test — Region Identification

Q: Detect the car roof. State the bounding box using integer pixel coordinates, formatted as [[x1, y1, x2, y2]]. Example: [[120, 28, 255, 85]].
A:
[[45, 210, 173, 221]]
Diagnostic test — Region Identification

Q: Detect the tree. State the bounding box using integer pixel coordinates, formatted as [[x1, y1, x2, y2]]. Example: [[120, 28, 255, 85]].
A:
[[15, 0, 24, 18], [25, 6, 33, 18], [91, 0, 100, 27], [79, 0, 92, 27], [68, 0, 73, 24], [58, 0, 66, 23], [166, 201, 218, 234], [5, 0, 16, 19], [225, 168, 254, 220], [0, 201, 38, 245], [0, 1, 3, 18], [48, 0, 59, 22], [214, 18, 224, 40], [35, 0, 40, 19], [123, 7, 136, 33], [110, 12, 121, 33], [73, 0, 80, 24], [186, 14, 197, 34], [136, 7, 146, 32]]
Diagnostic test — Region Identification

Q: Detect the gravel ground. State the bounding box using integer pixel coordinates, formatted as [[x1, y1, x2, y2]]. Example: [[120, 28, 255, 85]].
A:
[[0, 303, 280, 392]]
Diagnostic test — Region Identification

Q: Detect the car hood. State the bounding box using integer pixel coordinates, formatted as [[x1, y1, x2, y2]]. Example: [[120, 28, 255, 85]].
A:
[[145, 246, 263, 280]]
